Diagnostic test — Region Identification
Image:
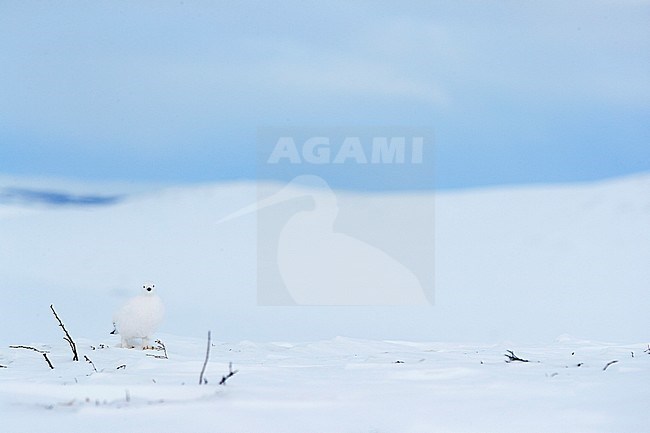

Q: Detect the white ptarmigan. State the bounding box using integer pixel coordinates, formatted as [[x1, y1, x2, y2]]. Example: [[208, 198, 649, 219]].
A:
[[111, 282, 165, 349]]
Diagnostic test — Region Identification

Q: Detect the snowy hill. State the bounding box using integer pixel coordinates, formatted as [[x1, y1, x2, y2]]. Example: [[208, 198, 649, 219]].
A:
[[1, 173, 649, 344], [1, 174, 649, 432]]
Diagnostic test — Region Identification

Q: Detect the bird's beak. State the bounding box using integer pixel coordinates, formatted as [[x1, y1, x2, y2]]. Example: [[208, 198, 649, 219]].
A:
[[216, 184, 305, 225]]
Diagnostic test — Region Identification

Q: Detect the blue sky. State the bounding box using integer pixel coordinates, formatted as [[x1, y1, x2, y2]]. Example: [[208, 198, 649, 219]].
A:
[[0, 1, 648, 190]]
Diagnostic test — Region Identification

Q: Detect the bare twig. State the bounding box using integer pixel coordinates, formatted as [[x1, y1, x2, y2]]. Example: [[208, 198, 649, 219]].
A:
[[116, 364, 126, 370], [10, 345, 55, 369], [9, 345, 48, 353], [199, 330, 211, 385], [50, 304, 78, 361], [504, 350, 529, 363], [603, 360, 619, 371], [219, 362, 239, 386], [84, 355, 97, 372], [42, 353, 55, 369], [146, 340, 168, 359], [0, 365, 6, 368]]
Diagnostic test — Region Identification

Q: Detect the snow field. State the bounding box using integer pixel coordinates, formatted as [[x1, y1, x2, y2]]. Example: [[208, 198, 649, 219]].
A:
[[2, 334, 649, 433], [1, 173, 649, 431]]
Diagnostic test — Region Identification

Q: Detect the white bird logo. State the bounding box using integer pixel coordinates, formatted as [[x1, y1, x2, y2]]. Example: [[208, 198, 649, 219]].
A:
[[218, 175, 429, 306]]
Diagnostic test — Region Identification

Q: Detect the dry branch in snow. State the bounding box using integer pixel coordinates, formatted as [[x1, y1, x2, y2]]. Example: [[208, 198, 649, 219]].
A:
[[603, 360, 619, 371], [504, 350, 529, 363], [146, 340, 169, 359], [199, 331, 211, 385], [219, 362, 239, 385], [9, 345, 54, 369], [50, 304, 78, 361], [84, 355, 97, 372], [9, 345, 45, 352]]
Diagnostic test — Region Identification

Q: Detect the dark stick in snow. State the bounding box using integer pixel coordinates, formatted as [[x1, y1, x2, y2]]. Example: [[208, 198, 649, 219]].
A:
[[84, 355, 98, 372], [603, 360, 619, 371], [504, 350, 529, 363], [9, 345, 46, 352], [42, 353, 54, 369], [50, 304, 79, 361], [219, 362, 239, 386], [146, 339, 169, 359], [9, 345, 55, 369], [199, 330, 211, 385]]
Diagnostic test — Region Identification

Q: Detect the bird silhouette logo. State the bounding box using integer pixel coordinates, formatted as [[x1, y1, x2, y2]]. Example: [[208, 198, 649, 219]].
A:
[[218, 175, 429, 306]]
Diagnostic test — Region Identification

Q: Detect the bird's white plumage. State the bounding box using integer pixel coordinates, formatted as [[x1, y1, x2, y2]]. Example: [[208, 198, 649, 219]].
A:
[[113, 282, 164, 348]]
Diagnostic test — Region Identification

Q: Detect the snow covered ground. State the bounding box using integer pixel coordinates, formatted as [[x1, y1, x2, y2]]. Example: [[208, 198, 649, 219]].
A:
[[2, 334, 649, 433], [1, 173, 649, 431]]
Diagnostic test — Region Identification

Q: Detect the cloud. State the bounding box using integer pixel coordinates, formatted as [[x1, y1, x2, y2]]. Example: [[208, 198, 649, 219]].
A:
[[0, 187, 122, 206], [440, 1, 650, 106], [259, 46, 448, 106], [0, 0, 647, 185]]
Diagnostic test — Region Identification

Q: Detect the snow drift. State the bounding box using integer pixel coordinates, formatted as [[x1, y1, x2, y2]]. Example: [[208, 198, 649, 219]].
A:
[[0, 173, 648, 344]]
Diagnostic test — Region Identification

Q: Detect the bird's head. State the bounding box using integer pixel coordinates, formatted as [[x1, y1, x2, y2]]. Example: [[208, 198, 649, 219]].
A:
[[141, 282, 156, 295]]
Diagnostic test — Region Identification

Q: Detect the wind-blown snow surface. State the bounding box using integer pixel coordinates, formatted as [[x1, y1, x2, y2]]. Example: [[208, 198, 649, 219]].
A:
[[1, 174, 649, 431], [1, 335, 649, 433], [1, 174, 648, 343]]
